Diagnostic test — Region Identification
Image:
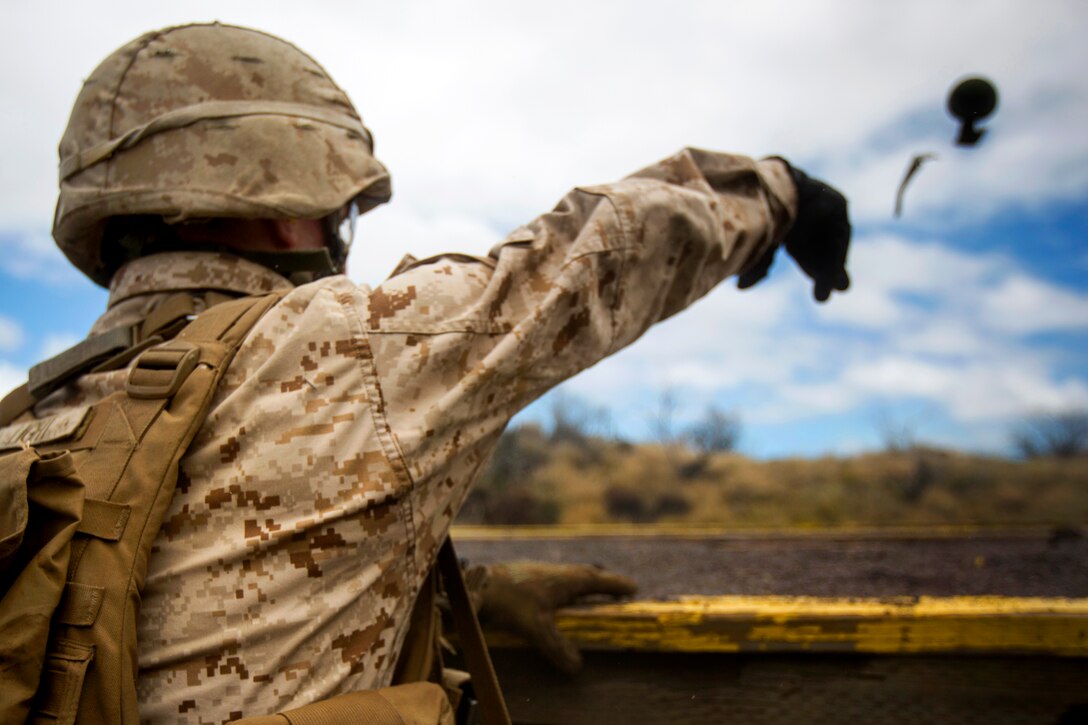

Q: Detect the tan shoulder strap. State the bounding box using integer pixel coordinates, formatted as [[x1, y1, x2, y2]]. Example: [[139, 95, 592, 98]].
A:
[[0, 292, 216, 427], [29, 292, 201, 400], [0, 383, 36, 429]]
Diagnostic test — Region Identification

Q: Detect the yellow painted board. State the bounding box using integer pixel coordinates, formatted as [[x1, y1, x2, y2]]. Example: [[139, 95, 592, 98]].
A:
[[485, 596, 1088, 656], [452, 523, 1059, 541]]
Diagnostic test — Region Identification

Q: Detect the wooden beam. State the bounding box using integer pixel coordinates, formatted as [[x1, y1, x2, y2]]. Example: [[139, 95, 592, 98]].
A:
[[489, 649, 1088, 724], [452, 523, 1062, 541], [485, 596, 1088, 656]]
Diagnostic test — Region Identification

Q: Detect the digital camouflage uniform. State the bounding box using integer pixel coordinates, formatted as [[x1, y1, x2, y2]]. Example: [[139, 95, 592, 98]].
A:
[[28, 147, 796, 722], [9, 21, 805, 725]]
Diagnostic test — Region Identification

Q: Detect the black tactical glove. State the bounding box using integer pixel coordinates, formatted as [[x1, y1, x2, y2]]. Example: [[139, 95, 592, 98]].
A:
[[737, 162, 852, 302]]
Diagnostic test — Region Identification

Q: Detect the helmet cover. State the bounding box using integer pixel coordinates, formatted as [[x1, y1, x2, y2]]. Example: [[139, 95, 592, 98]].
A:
[[53, 23, 391, 286]]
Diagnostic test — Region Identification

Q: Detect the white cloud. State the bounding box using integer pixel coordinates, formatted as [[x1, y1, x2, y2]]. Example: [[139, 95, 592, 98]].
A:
[[816, 234, 1088, 338], [347, 204, 505, 287], [839, 357, 1088, 421], [896, 320, 990, 357], [0, 316, 22, 352], [0, 361, 24, 399], [39, 333, 80, 361], [550, 231, 1088, 434], [3, 1, 1087, 242], [0, 228, 87, 284], [1, 0, 1086, 455], [979, 274, 1088, 333]]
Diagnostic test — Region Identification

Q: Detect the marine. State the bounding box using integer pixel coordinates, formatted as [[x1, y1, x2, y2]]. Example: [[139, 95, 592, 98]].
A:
[[0, 22, 851, 724]]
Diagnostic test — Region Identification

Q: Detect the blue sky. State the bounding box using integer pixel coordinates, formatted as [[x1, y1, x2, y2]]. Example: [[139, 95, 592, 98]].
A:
[[1, 1, 1086, 458]]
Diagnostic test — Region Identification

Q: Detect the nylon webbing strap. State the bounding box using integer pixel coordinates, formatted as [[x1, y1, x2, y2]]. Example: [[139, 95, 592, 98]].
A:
[[1, 289, 272, 427], [24, 293, 200, 403], [28, 326, 134, 399], [76, 499, 130, 541], [437, 539, 511, 725], [240, 248, 339, 276], [33, 640, 93, 720], [0, 384, 41, 429], [56, 584, 105, 627], [60, 100, 372, 180], [140, 292, 199, 340]]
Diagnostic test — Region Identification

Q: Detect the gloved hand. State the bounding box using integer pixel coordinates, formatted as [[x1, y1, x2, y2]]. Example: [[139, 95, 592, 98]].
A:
[[469, 561, 637, 675], [737, 162, 852, 302]]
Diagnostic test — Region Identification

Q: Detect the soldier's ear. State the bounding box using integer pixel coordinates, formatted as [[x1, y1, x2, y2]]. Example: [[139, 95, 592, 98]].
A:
[[269, 219, 327, 251]]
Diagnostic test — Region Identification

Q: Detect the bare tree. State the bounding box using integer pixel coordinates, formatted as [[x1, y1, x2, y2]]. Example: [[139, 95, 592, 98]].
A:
[[873, 404, 919, 452], [648, 387, 679, 447], [649, 389, 742, 480], [686, 406, 741, 456], [547, 389, 613, 443], [674, 405, 742, 479], [1012, 410, 1088, 459]]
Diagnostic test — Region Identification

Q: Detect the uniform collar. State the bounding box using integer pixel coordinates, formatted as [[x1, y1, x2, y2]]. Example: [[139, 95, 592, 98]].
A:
[[107, 251, 294, 308]]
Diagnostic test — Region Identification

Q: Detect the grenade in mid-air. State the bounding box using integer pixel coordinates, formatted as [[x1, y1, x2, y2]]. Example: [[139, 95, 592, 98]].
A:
[[947, 77, 998, 147], [896, 75, 1000, 216]]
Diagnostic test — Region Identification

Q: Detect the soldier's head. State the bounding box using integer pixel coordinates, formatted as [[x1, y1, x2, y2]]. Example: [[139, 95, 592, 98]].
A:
[[53, 23, 390, 287]]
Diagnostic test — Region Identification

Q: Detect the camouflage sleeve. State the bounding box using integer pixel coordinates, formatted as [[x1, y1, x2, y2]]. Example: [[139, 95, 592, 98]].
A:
[[363, 149, 796, 547], [368, 148, 796, 406], [121, 151, 794, 718], [581, 148, 796, 350]]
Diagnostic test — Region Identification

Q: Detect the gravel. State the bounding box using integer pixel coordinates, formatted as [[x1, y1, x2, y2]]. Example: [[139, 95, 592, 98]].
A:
[[454, 530, 1088, 599]]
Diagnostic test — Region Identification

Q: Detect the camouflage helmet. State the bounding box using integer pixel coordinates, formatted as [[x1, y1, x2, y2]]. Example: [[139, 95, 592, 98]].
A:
[[53, 23, 391, 287]]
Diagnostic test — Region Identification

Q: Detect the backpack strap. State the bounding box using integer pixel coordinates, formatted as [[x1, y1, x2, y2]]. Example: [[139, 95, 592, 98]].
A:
[[29, 292, 202, 400], [0, 292, 223, 428], [0, 383, 36, 429]]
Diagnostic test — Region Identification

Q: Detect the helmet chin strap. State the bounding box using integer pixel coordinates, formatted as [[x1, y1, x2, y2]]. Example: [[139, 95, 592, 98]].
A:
[[191, 208, 352, 283], [237, 209, 351, 283], [102, 214, 351, 286], [237, 247, 342, 285]]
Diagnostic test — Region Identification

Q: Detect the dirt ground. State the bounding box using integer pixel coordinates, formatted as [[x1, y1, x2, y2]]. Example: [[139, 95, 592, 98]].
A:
[[454, 528, 1088, 599]]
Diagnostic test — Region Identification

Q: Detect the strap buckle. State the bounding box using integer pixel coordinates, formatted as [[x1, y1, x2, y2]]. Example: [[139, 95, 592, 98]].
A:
[[125, 341, 200, 400], [28, 325, 135, 399]]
